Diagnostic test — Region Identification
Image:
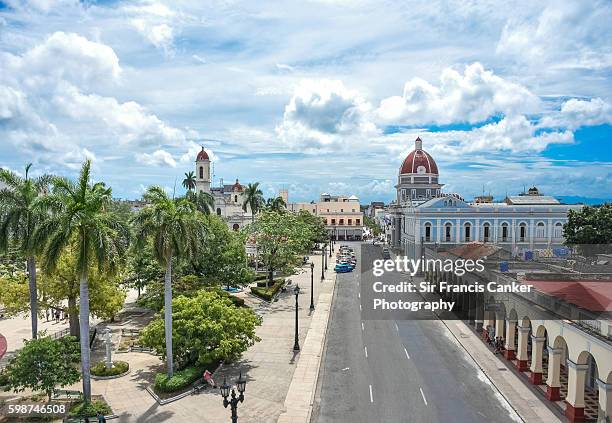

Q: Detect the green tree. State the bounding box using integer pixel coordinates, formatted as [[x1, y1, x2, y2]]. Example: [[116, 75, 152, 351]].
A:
[[35, 160, 129, 403], [4, 336, 81, 402], [182, 171, 196, 192], [363, 215, 381, 236], [188, 215, 251, 288], [265, 196, 286, 213], [0, 164, 51, 339], [141, 291, 260, 369], [253, 210, 311, 284], [564, 204, 612, 256], [295, 210, 328, 249], [132, 186, 206, 377], [242, 182, 264, 224], [186, 190, 215, 215], [127, 243, 163, 298]]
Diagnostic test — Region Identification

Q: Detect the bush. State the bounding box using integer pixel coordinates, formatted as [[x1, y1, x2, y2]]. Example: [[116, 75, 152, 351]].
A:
[[154, 365, 205, 393], [250, 278, 285, 301], [0, 370, 8, 387], [90, 361, 129, 377], [69, 399, 112, 417], [252, 274, 269, 282]]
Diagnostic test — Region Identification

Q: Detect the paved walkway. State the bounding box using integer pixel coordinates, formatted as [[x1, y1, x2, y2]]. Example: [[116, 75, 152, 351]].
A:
[[441, 319, 563, 423]]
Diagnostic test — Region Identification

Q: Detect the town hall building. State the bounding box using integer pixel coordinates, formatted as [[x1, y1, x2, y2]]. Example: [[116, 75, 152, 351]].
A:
[[388, 137, 582, 259]]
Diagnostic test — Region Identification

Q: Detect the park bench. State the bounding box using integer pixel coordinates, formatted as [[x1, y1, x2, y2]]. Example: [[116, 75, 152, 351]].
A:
[[130, 345, 153, 353], [192, 383, 209, 394], [53, 389, 82, 399]]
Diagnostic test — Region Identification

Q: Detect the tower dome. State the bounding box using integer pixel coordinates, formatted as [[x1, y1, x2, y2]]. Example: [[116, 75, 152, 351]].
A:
[[196, 147, 209, 161], [399, 137, 438, 175]]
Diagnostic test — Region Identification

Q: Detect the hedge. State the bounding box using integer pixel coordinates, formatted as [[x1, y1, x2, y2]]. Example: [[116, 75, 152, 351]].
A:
[[153, 362, 221, 394], [69, 399, 112, 417], [251, 279, 285, 301], [91, 360, 129, 377]]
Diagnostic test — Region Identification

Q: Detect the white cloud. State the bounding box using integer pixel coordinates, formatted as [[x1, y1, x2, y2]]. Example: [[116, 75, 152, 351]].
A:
[[277, 79, 378, 151], [132, 20, 175, 53], [376, 62, 541, 125], [137, 149, 177, 167]]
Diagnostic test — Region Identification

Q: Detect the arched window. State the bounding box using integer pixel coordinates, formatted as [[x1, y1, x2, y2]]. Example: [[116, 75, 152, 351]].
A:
[[501, 223, 509, 241], [234, 195, 238, 203], [536, 222, 545, 238], [216, 207, 221, 216], [232, 224, 239, 231], [519, 223, 527, 241], [464, 223, 471, 242], [444, 223, 452, 242], [554, 222, 563, 238], [483, 223, 490, 242], [424, 222, 432, 241], [199, 166, 203, 179]]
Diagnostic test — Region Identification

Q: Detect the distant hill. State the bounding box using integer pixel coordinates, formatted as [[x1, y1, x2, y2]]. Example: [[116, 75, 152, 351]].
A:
[[555, 196, 611, 205]]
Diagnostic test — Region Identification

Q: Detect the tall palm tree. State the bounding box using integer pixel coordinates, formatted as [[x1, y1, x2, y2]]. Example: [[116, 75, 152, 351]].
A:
[[242, 182, 264, 224], [133, 186, 205, 377], [182, 171, 196, 192], [186, 190, 215, 215], [0, 164, 51, 339], [266, 196, 286, 212], [36, 160, 129, 403]]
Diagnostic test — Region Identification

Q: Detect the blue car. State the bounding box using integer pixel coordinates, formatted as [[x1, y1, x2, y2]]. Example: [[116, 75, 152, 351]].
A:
[[334, 263, 353, 273]]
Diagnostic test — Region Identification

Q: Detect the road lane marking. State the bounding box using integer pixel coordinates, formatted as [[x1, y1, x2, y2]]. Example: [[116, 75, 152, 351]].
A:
[[359, 303, 362, 311], [369, 385, 374, 403], [420, 388, 428, 406], [404, 347, 410, 359], [358, 292, 360, 298], [361, 322, 364, 331], [364, 346, 368, 357], [394, 322, 399, 332]]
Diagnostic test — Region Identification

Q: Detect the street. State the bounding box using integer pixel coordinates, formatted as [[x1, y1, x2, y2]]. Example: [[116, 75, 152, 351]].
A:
[[314, 242, 521, 423]]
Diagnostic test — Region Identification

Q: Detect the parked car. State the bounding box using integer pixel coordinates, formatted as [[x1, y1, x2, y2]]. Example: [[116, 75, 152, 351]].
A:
[[382, 248, 391, 259], [334, 263, 353, 273]]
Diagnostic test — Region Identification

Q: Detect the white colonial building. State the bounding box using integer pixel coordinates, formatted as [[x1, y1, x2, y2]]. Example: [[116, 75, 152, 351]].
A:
[[389, 137, 582, 259], [194, 147, 253, 231]]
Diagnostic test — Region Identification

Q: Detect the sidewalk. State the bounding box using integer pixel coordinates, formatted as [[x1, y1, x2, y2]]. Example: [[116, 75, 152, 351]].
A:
[[442, 319, 563, 423]]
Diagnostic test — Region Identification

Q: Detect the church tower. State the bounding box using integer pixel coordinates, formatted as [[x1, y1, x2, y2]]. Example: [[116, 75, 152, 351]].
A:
[[195, 147, 211, 193], [396, 137, 443, 204]]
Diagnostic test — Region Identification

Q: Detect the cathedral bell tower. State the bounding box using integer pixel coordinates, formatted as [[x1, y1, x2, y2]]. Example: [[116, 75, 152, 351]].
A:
[[195, 147, 211, 193]]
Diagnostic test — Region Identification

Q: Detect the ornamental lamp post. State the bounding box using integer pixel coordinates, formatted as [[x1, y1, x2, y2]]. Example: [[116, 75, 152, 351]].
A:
[[220, 371, 247, 423], [329, 236, 333, 257], [293, 285, 301, 351], [321, 244, 325, 281], [309, 262, 315, 311], [324, 245, 328, 270]]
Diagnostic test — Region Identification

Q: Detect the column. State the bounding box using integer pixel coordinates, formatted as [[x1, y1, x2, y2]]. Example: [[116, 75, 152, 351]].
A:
[[436, 218, 441, 244], [529, 336, 546, 384], [546, 347, 562, 401], [516, 326, 530, 371], [597, 379, 612, 423], [565, 359, 588, 422], [504, 319, 517, 360], [474, 294, 484, 332], [495, 317, 505, 339], [467, 292, 476, 325], [483, 310, 494, 331]]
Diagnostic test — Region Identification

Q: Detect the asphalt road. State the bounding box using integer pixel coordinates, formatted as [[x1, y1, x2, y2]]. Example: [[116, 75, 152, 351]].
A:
[[313, 242, 521, 423]]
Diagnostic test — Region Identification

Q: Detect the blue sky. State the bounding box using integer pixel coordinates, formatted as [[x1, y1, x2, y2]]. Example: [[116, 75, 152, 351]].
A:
[[0, 0, 611, 204]]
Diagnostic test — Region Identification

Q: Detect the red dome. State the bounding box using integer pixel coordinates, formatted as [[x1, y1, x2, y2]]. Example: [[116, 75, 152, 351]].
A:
[[196, 147, 209, 161], [399, 137, 438, 175], [232, 179, 243, 192]]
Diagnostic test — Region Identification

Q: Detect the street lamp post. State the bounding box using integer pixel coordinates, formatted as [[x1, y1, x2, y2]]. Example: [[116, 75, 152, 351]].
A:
[[324, 245, 328, 270], [293, 285, 301, 351], [321, 244, 325, 281], [309, 262, 315, 311], [329, 236, 333, 257], [220, 372, 247, 423]]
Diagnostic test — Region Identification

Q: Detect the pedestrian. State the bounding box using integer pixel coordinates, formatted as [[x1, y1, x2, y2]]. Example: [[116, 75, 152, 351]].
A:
[[97, 411, 106, 423], [45, 309, 50, 322], [55, 310, 60, 323]]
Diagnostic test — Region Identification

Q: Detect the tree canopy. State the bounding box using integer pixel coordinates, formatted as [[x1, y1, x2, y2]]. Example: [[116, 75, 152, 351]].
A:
[[140, 290, 260, 369]]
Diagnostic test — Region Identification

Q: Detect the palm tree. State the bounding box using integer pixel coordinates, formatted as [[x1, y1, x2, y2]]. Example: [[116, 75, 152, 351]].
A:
[[242, 182, 264, 224], [182, 171, 196, 192], [266, 196, 286, 212], [0, 164, 51, 339], [186, 190, 215, 214], [36, 160, 129, 403], [133, 186, 205, 377]]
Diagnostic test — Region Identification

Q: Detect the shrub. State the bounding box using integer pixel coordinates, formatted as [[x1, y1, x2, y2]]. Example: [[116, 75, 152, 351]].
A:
[[68, 399, 112, 417], [0, 370, 8, 387], [154, 365, 204, 393], [250, 278, 285, 301], [90, 361, 129, 377]]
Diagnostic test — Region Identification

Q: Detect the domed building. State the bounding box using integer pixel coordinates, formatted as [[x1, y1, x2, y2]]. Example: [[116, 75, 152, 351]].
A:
[[194, 147, 253, 231], [388, 137, 581, 260]]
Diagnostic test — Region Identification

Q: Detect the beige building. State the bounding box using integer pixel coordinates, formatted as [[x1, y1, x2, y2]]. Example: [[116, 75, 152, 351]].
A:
[[287, 193, 364, 240]]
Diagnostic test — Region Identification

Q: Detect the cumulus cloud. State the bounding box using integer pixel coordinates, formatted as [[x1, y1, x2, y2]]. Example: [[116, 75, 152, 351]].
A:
[[277, 79, 378, 151], [496, 2, 612, 71], [376, 62, 541, 125], [137, 149, 177, 167], [132, 20, 175, 53]]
